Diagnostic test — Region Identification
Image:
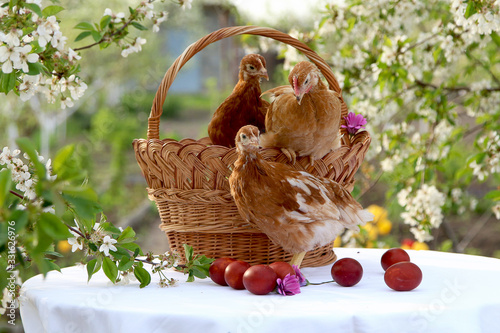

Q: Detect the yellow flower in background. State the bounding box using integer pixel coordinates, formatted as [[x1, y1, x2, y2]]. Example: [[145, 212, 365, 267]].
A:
[[367, 204, 388, 222], [400, 238, 429, 250], [412, 242, 429, 251], [333, 236, 342, 247], [376, 218, 392, 235], [57, 240, 72, 253], [367, 204, 392, 235], [361, 222, 378, 241]]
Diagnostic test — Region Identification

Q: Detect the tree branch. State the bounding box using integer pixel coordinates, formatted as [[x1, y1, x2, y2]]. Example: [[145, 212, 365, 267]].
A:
[[73, 17, 136, 52], [414, 79, 500, 93], [66, 225, 86, 238], [10, 190, 24, 200], [456, 211, 492, 253]]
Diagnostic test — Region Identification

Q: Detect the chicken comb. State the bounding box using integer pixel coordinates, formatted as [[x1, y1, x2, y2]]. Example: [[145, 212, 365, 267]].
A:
[[292, 75, 299, 96]]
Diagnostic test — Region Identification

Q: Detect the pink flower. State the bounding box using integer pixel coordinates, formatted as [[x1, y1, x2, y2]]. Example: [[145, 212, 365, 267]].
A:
[[341, 112, 367, 135], [277, 274, 301, 296], [292, 264, 307, 287]]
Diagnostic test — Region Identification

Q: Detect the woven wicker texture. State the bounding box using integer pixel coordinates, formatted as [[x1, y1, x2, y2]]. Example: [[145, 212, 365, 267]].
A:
[[133, 26, 371, 266]]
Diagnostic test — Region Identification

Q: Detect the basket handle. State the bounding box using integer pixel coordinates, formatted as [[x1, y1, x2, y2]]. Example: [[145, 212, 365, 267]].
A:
[[148, 25, 347, 140]]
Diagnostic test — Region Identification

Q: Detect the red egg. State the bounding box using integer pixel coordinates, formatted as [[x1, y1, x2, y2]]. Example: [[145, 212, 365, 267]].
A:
[[381, 248, 411, 271], [243, 265, 278, 295], [331, 258, 363, 287], [269, 261, 296, 280], [209, 257, 236, 286], [384, 261, 422, 291], [224, 260, 251, 290]]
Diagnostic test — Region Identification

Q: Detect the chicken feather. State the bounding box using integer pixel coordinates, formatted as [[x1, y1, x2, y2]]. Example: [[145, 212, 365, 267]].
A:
[[229, 125, 374, 259], [260, 61, 342, 165], [208, 54, 269, 148]]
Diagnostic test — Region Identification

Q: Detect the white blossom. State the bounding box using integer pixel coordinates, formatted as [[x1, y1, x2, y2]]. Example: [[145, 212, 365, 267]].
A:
[[18, 74, 40, 101], [121, 37, 147, 57], [60, 97, 73, 109], [67, 48, 81, 61], [180, 0, 193, 10], [3, 30, 21, 47], [36, 16, 60, 48], [99, 235, 118, 257], [68, 237, 83, 252], [0, 45, 19, 73], [12, 45, 39, 73], [493, 204, 500, 220], [397, 185, 446, 240]]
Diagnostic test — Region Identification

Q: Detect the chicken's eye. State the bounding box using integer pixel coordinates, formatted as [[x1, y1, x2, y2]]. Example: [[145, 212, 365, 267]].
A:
[[241, 134, 247, 140], [304, 79, 309, 85], [248, 65, 255, 70]]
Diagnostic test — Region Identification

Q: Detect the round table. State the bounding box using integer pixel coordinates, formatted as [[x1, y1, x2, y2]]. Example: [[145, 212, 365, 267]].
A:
[[20, 248, 500, 333]]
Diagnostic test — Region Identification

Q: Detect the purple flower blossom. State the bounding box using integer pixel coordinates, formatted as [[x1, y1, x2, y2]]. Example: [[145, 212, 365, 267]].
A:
[[292, 265, 307, 287], [277, 274, 301, 296], [341, 112, 367, 135]]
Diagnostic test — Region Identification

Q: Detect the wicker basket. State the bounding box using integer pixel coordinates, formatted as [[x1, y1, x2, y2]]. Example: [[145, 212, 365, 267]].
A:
[[133, 26, 371, 267]]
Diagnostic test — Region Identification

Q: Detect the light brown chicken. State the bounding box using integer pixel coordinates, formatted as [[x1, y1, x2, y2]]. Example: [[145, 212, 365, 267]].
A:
[[208, 54, 270, 148], [229, 125, 373, 267], [260, 61, 342, 165]]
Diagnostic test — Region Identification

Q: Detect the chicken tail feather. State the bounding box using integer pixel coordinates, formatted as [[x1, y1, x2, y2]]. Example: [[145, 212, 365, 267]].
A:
[[338, 204, 374, 231]]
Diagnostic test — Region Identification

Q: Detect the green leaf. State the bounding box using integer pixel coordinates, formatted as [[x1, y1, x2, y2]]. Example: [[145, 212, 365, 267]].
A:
[[183, 244, 194, 262], [464, 1, 477, 19], [38, 212, 72, 240], [75, 31, 92, 42], [117, 257, 134, 271], [186, 272, 195, 283], [9, 209, 29, 234], [0, 72, 18, 94], [74, 22, 95, 30], [45, 260, 61, 273], [53, 145, 74, 174], [61, 187, 102, 221], [27, 61, 45, 75], [133, 265, 151, 288], [485, 190, 500, 201], [88, 242, 98, 252], [120, 242, 142, 255], [131, 22, 148, 31], [117, 226, 136, 241], [42, 5, 64, 17], [491, 32, 500, 47], [100, 15, 112, 30], [102, 257, 118, 283], [34, 226, 53, 253], [91, 30, 103, 42], [24, 2, 43, 17], [9, 0, 19, 10], [109, 246, 131, 260], [44, 250, 64, 258], [191, 266, 208, 279], [0, 169, 12, 207], [100, 222, 121, 235], [86, 258, 99, 281]]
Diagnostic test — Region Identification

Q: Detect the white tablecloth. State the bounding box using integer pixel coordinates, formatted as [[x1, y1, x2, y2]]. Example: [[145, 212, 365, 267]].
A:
[[20, 248, 500, 333]]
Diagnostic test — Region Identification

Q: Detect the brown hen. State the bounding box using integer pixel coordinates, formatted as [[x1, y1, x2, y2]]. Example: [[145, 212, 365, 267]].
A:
[[208, 54, 270, 148], [229, 125, 373, 267], [260, 61, 342, 165]]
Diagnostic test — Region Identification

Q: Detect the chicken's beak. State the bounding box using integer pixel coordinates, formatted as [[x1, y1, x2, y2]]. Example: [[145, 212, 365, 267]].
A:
[[249, 135, 260, 147], [259, 69, 269, 81], [292, 76, 303, 105], [295, 92, 304, 105]]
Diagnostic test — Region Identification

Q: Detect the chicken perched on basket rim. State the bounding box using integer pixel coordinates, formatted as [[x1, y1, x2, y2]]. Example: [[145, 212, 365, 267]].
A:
[[260, 61, 342, 166], [208, 54, 270, 148]]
